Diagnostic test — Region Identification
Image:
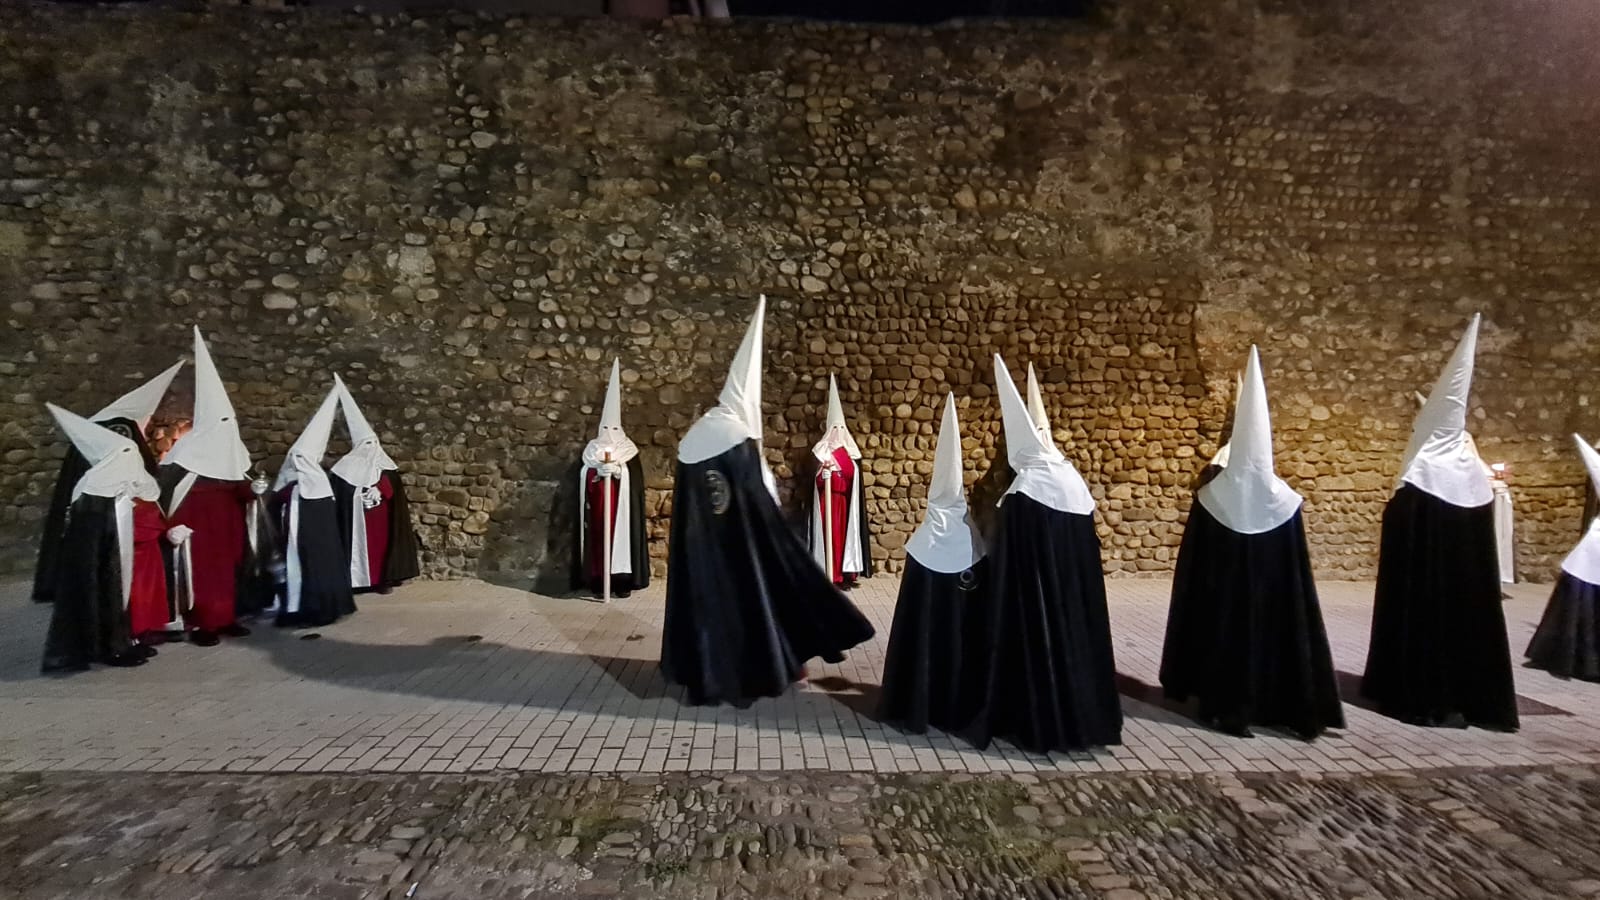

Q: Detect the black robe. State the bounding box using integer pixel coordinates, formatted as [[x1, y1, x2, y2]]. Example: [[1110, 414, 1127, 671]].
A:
[[567, 456, 649, 595], [32, 416, 157, 604], [797, 453, 874, 579], [1525, 572, 1600, 682], [1360, 484, 1518, 731], [1160, 504, 1344, 739], [273, 486, 357, 628], [41, 495, 136, 672], [877, 556, 990, 734], [236, 489, 281, 618], [661, 439, 875, 707], [331, 469, 423, 594], [966, 494, 1122, 752]]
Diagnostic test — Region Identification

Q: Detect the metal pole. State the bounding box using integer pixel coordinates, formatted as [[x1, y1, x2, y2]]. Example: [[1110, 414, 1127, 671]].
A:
[[601, 455, 613, 604], [822, 463, 834, 584]]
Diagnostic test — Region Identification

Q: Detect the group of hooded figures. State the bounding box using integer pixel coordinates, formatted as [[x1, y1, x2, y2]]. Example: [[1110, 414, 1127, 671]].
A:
[[33, 327, 420, 673], [579, 301, 1600, 754]]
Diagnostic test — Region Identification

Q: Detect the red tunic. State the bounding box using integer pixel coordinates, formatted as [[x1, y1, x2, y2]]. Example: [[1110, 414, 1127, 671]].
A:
[[583, 467, 623, 584], [359, 473, 394, 584], [815, 447, 856, 585], [127, 499, 171, 637], [169, 477, 252, 631]]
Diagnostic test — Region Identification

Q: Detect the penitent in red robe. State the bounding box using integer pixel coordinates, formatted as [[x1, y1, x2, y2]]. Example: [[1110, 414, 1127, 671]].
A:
[[815, 447, 857, 586], [359, 473, 395, 582], [582, 468, 622, 585], [127, 499, 172, 638], [169, 477, 252, 631]]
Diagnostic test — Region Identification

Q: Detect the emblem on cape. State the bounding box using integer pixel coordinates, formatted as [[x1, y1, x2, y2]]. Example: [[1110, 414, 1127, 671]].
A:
[[107, 422, 135, 440], [957, 568, 980, 592], [705, 469, 731, 515]]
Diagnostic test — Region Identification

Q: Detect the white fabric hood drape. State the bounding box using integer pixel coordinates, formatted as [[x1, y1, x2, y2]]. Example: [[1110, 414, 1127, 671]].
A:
[[331, 375, 399, 489], [812, 374, 862, 462], [93, 360, 184, 434], [677, 296, 778, 497], [583, 359, 640, 468], [1396, 314, 1494, 508], [162, 326, 253, 482], [1196, 346, 1303, 534], [1561, 435, 1600, 585], [906, 393, 985, 573], [1026, 363, 1053, 445], [47, 403, 160, 504], [274, 382, 340, 500], [994, 355, 1095, 515]]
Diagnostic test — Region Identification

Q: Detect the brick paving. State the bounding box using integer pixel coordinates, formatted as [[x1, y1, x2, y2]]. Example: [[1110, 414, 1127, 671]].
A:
[[1, 576, 1598, 776]]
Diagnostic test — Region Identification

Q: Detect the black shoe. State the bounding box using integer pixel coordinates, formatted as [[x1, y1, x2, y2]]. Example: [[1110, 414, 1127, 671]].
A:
[[106, 652, 147, 668], [219, 623, 251, 638], [191, 630, 220, 647], [377, 584, 394, 595], [135, 644, 158, 659]]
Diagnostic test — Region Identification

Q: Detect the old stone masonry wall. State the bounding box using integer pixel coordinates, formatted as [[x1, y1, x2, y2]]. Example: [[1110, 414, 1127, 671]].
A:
[[1, 0, 1597, 585]]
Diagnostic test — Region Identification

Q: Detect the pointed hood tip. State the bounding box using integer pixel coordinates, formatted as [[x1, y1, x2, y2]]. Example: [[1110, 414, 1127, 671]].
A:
[[1575, 434, 1600, 491], [1197, 346, 1302, 534], [1397, 314, 1492, 507]]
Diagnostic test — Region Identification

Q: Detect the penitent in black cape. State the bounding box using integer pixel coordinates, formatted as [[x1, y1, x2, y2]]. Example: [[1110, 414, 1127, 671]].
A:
[[271, 382, 356, 628], [964, 356, 1122, 753], [1160, 347, 1343, 739], [1360, 315, 1518, 731], [1524, 434, 1600, 682], [42, 494, 139, 672], [567, 457, 650, 595], [877, 394, 990, 734], [332, 470, 423, 592]]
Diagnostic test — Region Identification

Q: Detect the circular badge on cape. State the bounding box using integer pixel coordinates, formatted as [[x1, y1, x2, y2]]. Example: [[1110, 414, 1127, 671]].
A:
[[705, 469, 731, 516], [107, 422, 135, 440], [957, 568, 980, 592]]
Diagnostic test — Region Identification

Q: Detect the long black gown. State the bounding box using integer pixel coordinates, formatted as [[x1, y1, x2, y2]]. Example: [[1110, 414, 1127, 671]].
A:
[[662, 439, 874, 707], [332, 469, 423, 593], [1160, 504, 1344, 739], [32, 415, 158, 604], [1360, 484, 1518, 730], [1526, 573, 1600, 682], [273, 486, 357, 628], [41, 495, 138, 672], [877, 557, 990, 734], [966, 494, 1122, 752], [567, 457, 649, 595]]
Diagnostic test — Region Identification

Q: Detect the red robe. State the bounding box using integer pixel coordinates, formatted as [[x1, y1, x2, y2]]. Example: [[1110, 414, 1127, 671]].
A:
[[815, 447, 857, 586], [358, 473, 394, 584], [127, 499, 171, 638], [583, 467, 622, 584], [169, 477, 252, 631]]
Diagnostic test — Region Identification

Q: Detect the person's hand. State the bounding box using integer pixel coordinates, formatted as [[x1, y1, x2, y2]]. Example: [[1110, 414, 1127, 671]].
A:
[[166, 525, 194, 545], [250, 474, 270, 495]]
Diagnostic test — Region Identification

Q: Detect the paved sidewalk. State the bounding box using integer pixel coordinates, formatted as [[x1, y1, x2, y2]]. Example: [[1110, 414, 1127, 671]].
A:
[[1, 576, 1597, 775]]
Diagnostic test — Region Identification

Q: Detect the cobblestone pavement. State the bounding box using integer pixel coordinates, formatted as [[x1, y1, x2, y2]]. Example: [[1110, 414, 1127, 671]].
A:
[[6, 765, 1600, 899], [2, 576, 1599, 775]]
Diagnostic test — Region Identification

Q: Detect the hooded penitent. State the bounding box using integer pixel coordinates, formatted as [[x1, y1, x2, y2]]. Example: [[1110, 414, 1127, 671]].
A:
[[1525, 435, 1600, 681], [158, 328, 260, 640], [964, 355, 1121, 753], [570, 359, 649, 597], [878, 393, 990, 734], [332, 376, 420, 594], [1159, 347, 1344, 739], [805, 375, 872, 586], [1026, 363, 1052, 446], [1362, 314, 1518, 731], [40, 404, 169, 672], [32, 360, 181, 605], [662, 296, 874, 707], [272, 382, 356, 628]]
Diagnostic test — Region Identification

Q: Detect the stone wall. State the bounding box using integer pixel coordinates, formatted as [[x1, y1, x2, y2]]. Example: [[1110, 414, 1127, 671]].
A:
[[1, 0, 1597, 586]]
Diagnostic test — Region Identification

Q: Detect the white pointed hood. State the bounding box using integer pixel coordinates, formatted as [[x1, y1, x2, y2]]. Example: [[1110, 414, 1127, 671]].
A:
[[582, 359, 640, 468], [812, 374, 863, 462], [274, 382, 340, 500], [93, 360, 183, 434], [1026, 363, 1053, 444], [331, 375, 400, 489], [1196, 347, 1302, 534], [47, 403, 159, 503], [1562, 436, 1600, 584], [906, 393, 985, 573], [161, 327, 252, 481], [995, 355, 1094, 515], [1396, 314, 1493, 508], [1209, 371, 1244, 468], [679, 296, 768, 464]]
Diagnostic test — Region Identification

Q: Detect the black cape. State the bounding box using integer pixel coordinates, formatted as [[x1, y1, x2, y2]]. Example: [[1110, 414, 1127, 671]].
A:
[[274, 489, 357, 628], [41, 495, 136, 672], [567, 456, 650, 595], [877, 556, 990, 734], [661, 439, 875, 707], [32, 416, 158, 604], [1360, 484, 1519, 731], [966, 494, 1122, 752], [236, 491, 281, 618], [1525, 572, 1600, 682], [1160, 503, 1344, 739], [797, 454, 874, 579], [332, 469, 423, 593]]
